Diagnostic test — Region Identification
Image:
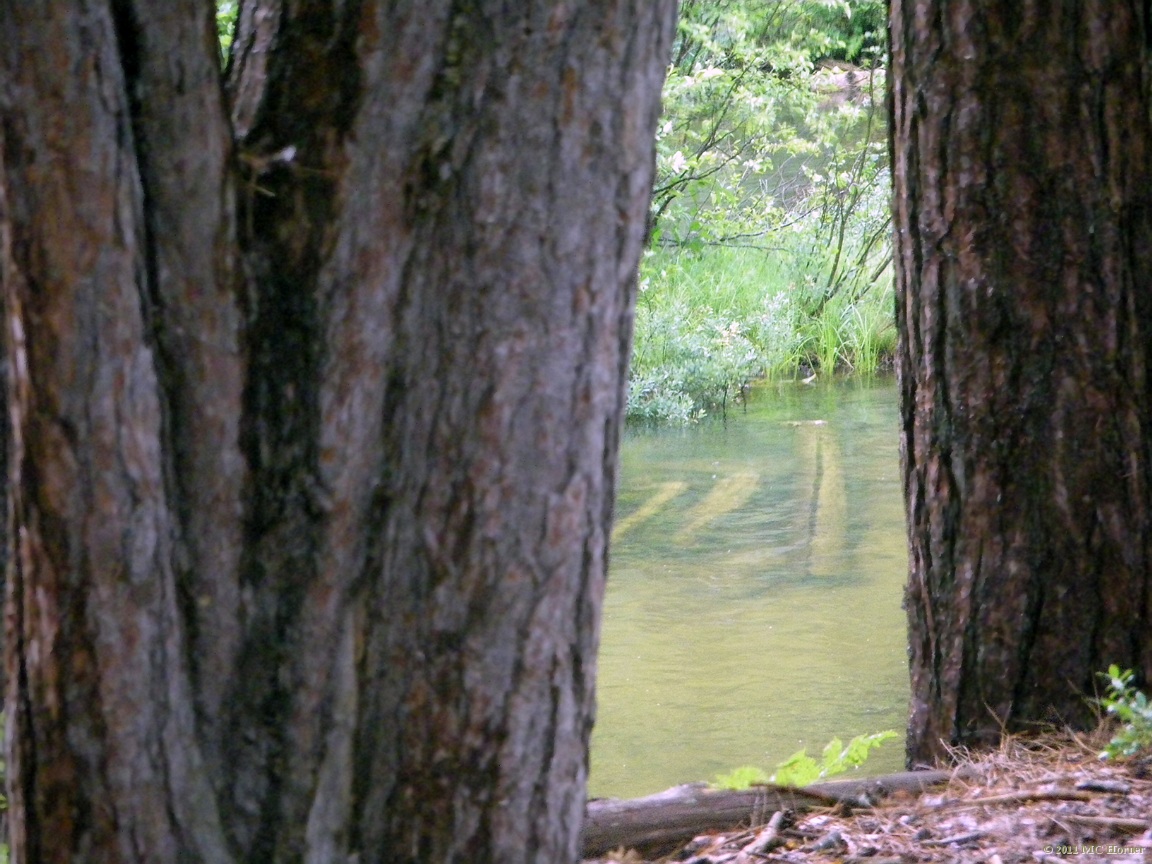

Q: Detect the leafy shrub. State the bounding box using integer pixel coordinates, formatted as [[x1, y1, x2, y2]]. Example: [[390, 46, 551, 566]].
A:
[[628, 259, 809, 423], [1097, 665, 1152, 760]]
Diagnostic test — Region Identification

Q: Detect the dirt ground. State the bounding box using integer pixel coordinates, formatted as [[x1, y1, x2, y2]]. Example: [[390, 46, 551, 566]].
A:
[[586, 728, 1152, 864]]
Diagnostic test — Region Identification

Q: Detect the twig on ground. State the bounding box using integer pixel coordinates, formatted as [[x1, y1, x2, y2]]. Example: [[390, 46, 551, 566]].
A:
[[932, 788, 1090, 809], [919, 829, 985, 847], [1055, 814, 1150, 833]]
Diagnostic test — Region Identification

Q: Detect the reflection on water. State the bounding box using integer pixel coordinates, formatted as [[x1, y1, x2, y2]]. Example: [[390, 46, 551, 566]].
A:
[[590, 376, 908, 799]]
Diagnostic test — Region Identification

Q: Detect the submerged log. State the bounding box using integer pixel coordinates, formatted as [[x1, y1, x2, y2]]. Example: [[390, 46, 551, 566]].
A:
[[582, 769, 957, 858]]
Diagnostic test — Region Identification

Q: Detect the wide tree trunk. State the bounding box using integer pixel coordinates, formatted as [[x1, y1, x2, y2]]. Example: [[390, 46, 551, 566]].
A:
[[0, 2, 675, 862], [891, 1, 1152, 766]]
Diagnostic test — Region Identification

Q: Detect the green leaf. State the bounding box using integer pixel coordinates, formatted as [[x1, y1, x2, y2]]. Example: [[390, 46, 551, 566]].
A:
[[712, 765, 771, 790], [771, 749, 821, 787]]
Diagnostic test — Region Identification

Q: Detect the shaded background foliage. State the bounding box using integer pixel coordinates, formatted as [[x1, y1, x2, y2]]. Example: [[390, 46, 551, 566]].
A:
[[634, 0, 892, 423]]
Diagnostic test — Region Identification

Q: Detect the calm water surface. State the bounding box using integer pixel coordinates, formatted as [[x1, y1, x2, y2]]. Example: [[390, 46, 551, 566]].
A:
[[589, 376, 909, 798]]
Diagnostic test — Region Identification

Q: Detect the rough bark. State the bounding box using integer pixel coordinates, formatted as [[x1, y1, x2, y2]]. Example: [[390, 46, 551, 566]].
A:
[[890, 1, 1152, 765], [0, 2, 676, 862]]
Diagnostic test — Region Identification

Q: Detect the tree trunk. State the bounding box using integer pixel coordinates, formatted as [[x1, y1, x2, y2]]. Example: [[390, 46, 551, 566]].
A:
[[890, 1, 1152, 766], [0, 2, 675, 862]]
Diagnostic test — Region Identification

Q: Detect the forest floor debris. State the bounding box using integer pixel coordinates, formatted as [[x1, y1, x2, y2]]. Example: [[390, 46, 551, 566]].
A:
[[585, 727, 1152, 863]]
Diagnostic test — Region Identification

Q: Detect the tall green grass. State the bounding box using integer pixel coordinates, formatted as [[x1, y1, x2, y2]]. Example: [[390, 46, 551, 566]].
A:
[[628, 221, 895, 425]]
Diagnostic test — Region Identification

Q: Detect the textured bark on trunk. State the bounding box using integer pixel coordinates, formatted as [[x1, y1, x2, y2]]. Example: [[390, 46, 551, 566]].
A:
[[891, 1, 1152, 765], [0, 2, 675, 862]]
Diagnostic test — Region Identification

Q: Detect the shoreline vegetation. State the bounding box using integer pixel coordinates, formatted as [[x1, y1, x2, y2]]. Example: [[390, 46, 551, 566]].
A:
[[627, 0, 893, 425], [628, 239, 896, 426]]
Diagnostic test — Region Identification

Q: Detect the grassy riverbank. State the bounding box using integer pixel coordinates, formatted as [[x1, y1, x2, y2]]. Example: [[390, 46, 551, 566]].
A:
[[628, 235, 896, 425], [628, 0, 893, 425]]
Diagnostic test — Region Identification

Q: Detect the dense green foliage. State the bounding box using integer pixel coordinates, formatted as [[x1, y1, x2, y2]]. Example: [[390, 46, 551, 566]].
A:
[[712, 730, 897, 790], [216, 1, 237, 60], [788, 0, 886, 65], [635, 0, 892, 423], [1097, 666, 1152, 760], [651, 0, 885, 248]]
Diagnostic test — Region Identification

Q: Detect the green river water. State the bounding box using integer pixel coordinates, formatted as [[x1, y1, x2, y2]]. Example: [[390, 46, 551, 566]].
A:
[[589, 375, 909, 799]]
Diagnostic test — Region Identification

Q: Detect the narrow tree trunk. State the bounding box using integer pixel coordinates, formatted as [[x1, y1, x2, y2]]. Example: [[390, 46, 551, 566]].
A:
[[890, 1, 1152, 765], [0, 2, 676, 862]]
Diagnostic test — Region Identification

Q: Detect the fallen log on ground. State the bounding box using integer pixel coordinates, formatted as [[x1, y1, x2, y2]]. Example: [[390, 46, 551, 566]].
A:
[[582, 769, 958, 858]]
